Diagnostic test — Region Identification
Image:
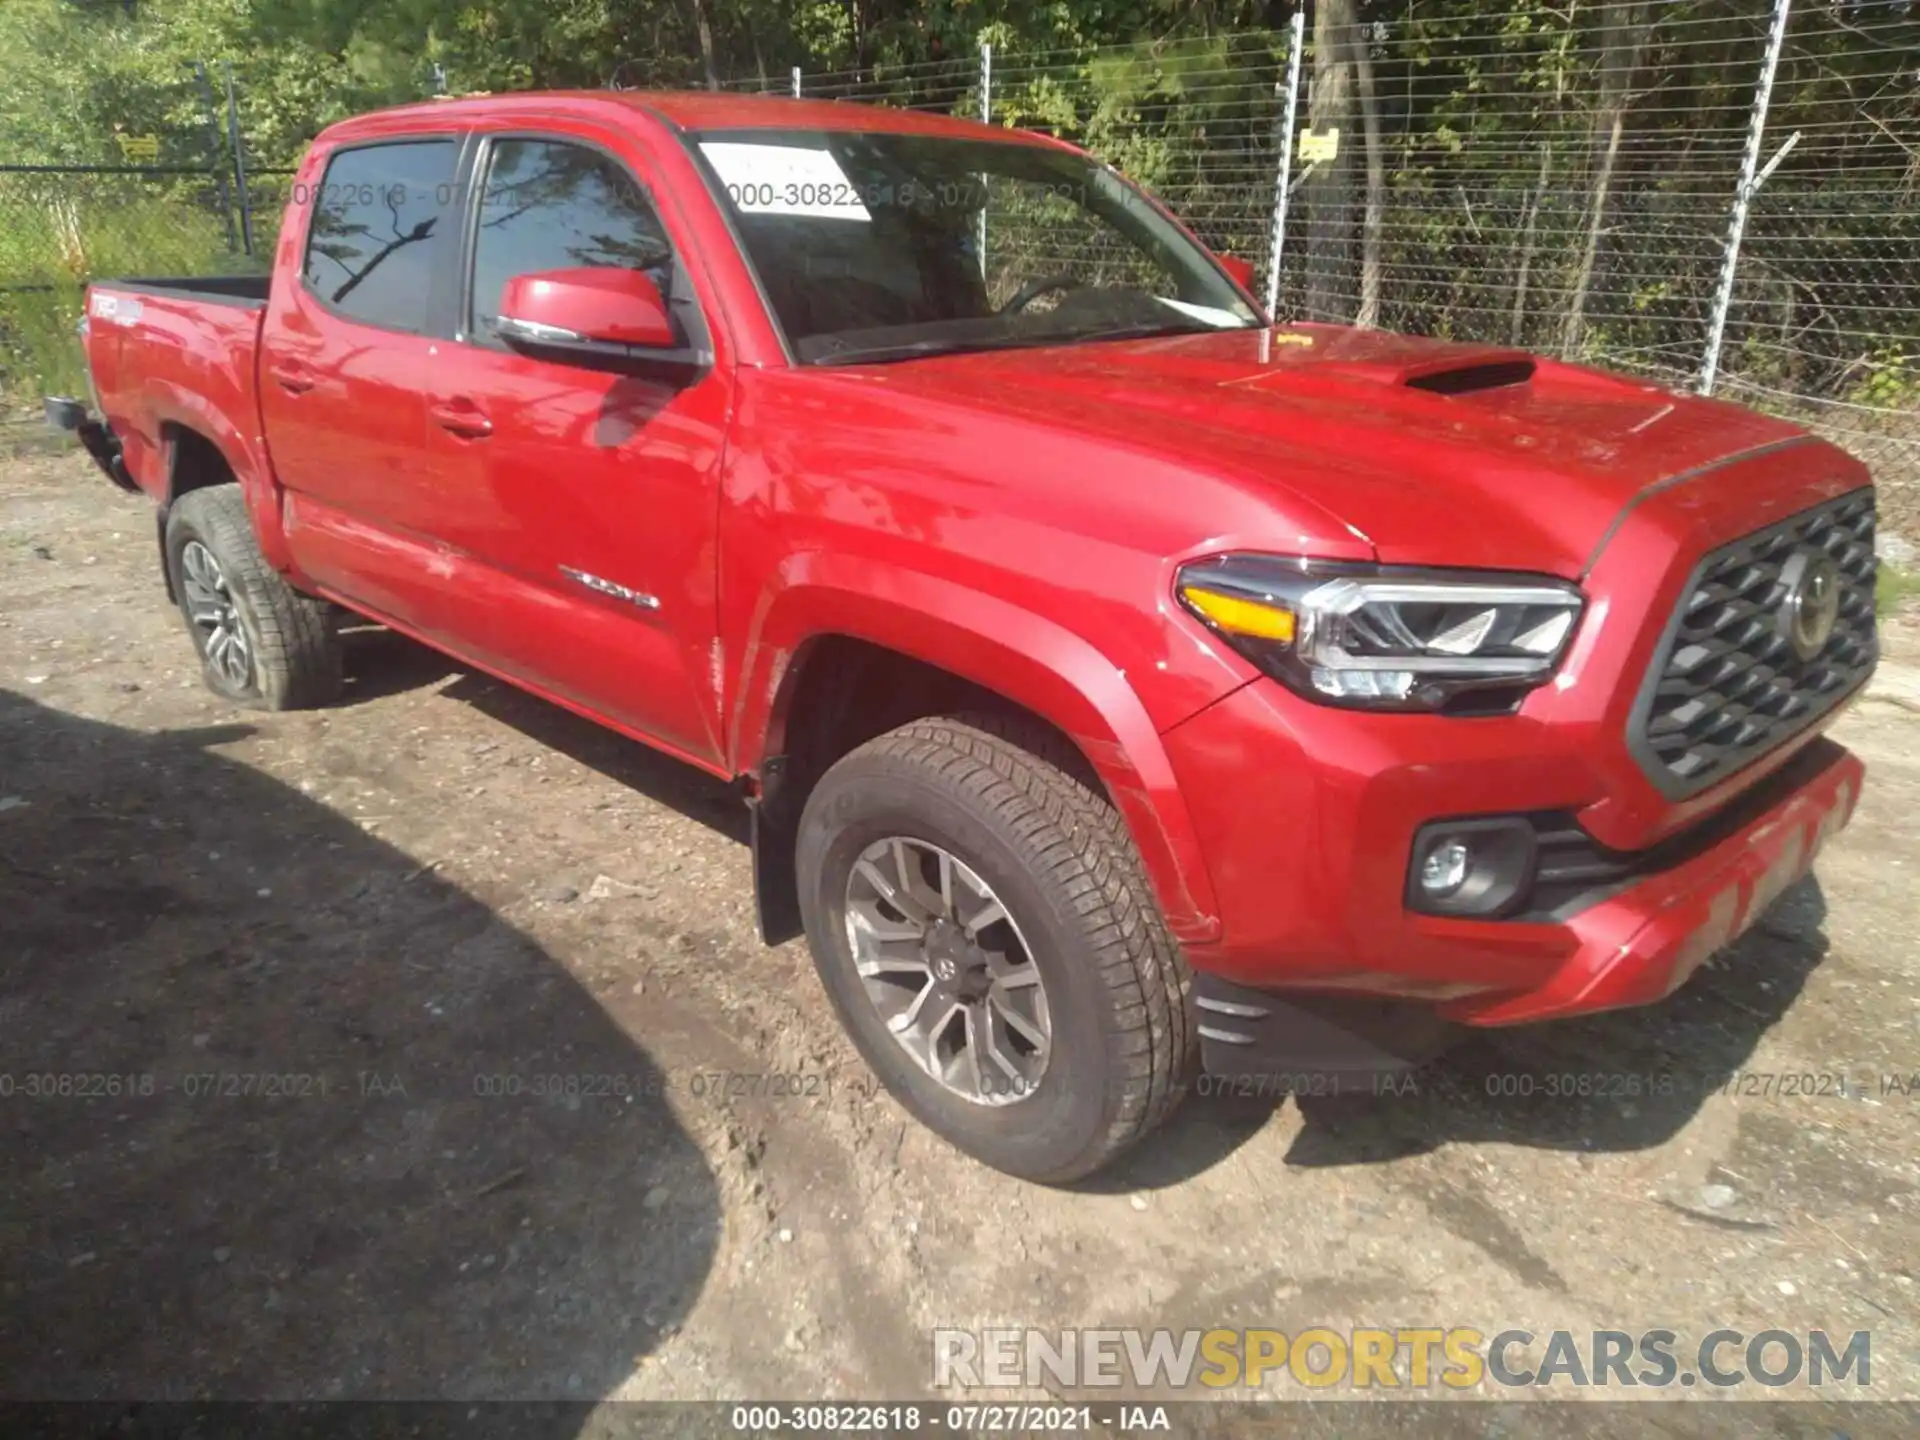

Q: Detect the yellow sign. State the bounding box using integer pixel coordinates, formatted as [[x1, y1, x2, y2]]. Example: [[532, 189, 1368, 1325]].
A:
[[114, 133, 161, 162], [1298, 127, 1340, 163]]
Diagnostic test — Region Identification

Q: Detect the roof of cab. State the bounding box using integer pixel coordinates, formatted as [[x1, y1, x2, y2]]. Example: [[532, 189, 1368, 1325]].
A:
[[323, 89, 1068, 149]]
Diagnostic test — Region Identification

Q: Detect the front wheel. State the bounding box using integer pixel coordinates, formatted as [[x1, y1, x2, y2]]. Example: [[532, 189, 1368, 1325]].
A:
[[796, 714, 1195, 1183], [164, 485, 341, 710]]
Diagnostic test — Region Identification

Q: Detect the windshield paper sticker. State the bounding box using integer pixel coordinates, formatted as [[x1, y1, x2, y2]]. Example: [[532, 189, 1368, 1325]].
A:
[[699, 141, 873, 222]]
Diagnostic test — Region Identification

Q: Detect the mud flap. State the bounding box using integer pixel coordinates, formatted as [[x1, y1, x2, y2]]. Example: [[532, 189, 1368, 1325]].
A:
[[748, 757, 803, 946], [157, 507, 175, 603]]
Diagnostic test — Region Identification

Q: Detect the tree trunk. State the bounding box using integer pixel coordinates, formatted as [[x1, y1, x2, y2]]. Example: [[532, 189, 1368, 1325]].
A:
[[1303, 0, 1358, 322], [1562, 109, 1622, 359], [1351, 15, 1386, 329], [689, 0, 720, 90], [1560, 1, 1647, 358], [1510, 140, 1551, 344]]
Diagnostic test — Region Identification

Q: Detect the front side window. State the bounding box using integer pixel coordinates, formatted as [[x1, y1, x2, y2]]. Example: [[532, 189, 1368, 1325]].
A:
[[468, 138, 674, 340], [302, 140, 457, 332], [695, 128, 1261, 364]]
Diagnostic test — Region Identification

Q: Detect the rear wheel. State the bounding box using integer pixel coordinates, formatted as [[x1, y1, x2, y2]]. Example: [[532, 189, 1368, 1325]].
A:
[[796, 714, 1195, 1183], [164, 485, 341, 710]]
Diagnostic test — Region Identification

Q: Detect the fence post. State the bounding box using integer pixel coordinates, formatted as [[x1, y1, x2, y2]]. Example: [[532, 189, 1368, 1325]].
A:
[[192, 61, 237, 254], [978, 41, 993, 277], [791, 66, 802, 98], [1698, 0, 1791, 396], [222, 59, 254, 258], [1264, 8, 1307, 319]]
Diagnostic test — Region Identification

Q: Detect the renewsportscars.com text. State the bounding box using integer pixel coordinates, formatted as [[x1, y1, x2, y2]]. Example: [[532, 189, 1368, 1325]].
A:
[[932, 1327, 1871, 1391]]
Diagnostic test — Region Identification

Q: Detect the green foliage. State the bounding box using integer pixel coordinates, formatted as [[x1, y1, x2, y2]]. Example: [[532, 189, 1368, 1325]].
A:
[[1849, 351, 1917, 413], [1879, 564, 1920, 620], [0, 0, 1915, 487], [0, 172, 236, 399], [0, 282, 89, 402]]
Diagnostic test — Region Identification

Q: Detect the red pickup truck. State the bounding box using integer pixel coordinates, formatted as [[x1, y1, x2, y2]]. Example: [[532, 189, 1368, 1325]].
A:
[[52, 91, 1877, 1182]]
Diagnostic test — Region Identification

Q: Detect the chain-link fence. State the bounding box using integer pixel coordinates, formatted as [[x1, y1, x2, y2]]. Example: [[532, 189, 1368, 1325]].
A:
[[4, 1, 1915, 534], [0, 164, 261, 401], [1285, 0, 1919, 536], [717, 0, 1918, 538]]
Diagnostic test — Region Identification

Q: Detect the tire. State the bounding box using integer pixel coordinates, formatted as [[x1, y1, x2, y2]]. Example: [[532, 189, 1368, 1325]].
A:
[[796, 713, 1195, 1183], [164, 485, 341, 711]]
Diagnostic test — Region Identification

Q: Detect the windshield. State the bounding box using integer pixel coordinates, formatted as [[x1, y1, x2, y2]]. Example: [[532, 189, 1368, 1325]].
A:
[[692, 128, 1263, 365]]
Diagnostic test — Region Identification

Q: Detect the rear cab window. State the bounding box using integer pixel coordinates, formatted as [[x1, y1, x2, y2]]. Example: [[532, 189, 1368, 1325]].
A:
[[301, 139, 461, 334]]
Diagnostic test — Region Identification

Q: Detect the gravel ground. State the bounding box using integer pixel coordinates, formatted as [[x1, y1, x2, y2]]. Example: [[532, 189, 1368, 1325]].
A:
[[2, 447, 1917, 1427]]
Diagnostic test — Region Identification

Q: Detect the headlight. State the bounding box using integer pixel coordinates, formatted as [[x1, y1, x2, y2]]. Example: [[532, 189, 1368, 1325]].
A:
[[1176, 555, 1584, 712]]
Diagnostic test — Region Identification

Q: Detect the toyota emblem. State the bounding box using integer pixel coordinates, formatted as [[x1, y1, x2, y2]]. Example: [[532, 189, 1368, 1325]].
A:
[[1778, 549, 1842, 663]]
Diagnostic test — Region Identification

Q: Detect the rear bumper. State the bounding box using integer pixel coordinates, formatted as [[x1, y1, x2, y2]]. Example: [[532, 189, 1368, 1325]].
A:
[[45, 396, 137, 494]]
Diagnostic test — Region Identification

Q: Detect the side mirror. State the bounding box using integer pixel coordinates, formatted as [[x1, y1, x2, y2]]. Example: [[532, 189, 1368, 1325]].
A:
[[1217, 253, 1256, 292], [496, 266, 679, 354]]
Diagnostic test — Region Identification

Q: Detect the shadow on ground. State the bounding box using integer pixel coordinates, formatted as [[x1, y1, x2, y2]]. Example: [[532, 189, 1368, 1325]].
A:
[[1098, 877, 1836, 1189], [335, 625, 745, 842], [335, 622, 462, 705], [442, 674, 747, 844], [0, 690, 718, 1409], [332, 627, 743, 841]]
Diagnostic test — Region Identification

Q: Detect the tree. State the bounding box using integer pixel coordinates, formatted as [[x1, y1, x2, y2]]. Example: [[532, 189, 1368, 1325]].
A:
[[1350, 9, 1385, 328], [1560, 0, 1648, 358], [1303, 0, 1357, 321]]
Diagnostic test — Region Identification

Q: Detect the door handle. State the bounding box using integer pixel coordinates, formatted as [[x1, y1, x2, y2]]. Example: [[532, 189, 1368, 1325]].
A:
[[430, 399, 493, 439], [268, 361, 315, 395]]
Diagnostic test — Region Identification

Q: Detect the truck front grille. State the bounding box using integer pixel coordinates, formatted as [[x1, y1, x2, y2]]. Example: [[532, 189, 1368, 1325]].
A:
[[1628, 487, 1876, 797]]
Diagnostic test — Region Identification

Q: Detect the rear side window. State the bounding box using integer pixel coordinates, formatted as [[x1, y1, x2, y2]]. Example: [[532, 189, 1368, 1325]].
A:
[[302, 140, 458, 332], [468, 138, 674, 339]]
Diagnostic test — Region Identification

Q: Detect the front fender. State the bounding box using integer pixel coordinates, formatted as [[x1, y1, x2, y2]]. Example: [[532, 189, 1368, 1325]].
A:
[[730, 549, 1223, 943]]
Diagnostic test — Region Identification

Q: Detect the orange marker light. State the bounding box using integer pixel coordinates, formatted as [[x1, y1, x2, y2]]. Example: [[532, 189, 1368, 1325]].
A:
[[1180, 586, 1297, 644]]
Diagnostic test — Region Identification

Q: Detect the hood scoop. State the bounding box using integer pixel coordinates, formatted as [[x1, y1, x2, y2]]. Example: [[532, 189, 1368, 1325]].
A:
[[1402, 357, 1536, 395], [1225, 342, 1540, 399], [1228, 341, 1543, 397]]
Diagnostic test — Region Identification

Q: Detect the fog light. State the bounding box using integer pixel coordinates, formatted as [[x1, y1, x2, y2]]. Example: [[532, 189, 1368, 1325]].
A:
[[1419, 840, 1470, 897], [1310, 667, 1417, 702], [1407, 818, 1539, 918]]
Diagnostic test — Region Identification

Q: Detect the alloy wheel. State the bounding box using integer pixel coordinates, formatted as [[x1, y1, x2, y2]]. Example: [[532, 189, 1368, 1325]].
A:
[[842, 836, 1053, 1106], [179, 540, 253, 690]]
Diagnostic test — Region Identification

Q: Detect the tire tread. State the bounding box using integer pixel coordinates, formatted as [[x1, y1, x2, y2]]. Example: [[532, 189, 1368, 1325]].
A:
[[168, 485, 341, 710], [849, 713, 1195, 1177]]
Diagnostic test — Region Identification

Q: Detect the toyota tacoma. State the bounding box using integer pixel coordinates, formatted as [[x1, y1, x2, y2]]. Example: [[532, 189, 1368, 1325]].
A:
[[50, 91, 1877, 1181]]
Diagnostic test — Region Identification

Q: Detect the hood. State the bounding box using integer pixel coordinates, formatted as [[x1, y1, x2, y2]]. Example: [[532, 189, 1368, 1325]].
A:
[[820, 325, 1807, 577]]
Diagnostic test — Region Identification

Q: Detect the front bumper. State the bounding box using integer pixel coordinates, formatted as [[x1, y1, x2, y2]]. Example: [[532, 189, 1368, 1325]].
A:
[[1164, 672, 1864, 1033], [1439, 738, 1860, 1025]]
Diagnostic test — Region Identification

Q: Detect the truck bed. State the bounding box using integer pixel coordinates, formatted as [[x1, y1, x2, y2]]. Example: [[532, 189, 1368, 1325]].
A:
[[83, 276, 271, 504], [99, 274, 272, 308]]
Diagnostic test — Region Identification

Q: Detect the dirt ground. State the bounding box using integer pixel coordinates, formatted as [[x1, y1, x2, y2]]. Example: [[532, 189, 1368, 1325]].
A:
[[2, 446, 1918, 1427]]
